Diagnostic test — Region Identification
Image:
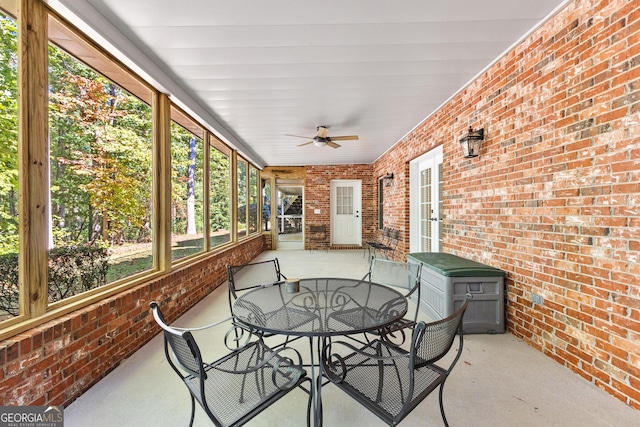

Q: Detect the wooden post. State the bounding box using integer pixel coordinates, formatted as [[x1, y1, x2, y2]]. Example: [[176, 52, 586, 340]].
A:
[[18, 0, 49, 317], [153, 93, 171, 272], [203, 133, 211, 250]]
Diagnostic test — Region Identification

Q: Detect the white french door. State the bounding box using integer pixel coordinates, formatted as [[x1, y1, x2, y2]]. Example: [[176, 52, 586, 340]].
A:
[[410, 146, 442, 253], [330, 180, 362, 245]]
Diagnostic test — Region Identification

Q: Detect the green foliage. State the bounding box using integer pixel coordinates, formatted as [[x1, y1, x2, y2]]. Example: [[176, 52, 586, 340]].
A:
[[48, 242, 110, 301], [171, 122, 204, 236], [0, 251, 18, 317], [209, 148, 230, 232], [0, 243, 109, 317], [0, 14, 234, 290], [48, 45, 153, 246], [0, 14, 18, 255]]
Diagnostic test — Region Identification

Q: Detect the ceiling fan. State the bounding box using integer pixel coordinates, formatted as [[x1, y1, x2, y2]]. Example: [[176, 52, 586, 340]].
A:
[[286, 126, 359, 149]]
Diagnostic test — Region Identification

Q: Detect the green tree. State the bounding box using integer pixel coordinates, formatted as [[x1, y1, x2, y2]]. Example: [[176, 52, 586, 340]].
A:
[[209, 147, 230, 232], [0, 15, 18, 254], [48, 45, 152, 246]]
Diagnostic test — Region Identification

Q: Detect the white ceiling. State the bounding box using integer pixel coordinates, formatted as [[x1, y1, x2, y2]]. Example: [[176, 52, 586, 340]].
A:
[[54, 0, 566, 168]]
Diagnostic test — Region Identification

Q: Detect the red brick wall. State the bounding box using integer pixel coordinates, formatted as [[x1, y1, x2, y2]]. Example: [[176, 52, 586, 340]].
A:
[[373, 0, 640, 409], [0, 235, 264, 406], [304, 164, 374, 250]]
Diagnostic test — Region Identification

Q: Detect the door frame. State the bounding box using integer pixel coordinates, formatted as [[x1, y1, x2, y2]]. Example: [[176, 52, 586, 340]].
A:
[[330, 179, 362, 245], [274, 183, 305, 250], [409, 145, 443, 253]]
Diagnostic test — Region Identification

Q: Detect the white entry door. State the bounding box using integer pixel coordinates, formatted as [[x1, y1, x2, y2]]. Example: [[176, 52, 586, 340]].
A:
[[330, 180, 362, 245], [410, 146, 442, 253]]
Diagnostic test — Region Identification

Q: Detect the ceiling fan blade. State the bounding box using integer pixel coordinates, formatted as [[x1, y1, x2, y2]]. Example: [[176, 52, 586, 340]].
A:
[[297, 141, 314, 146], [327, 141, 341, 149], [329, 135, 359, 141], [286, 134, 313, 139]]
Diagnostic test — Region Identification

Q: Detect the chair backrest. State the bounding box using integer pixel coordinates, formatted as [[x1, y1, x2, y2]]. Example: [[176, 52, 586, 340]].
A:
[[380, 227, 391, 242], [367, 258, 422, 323], [412, 299, 469, 368], [309, 225, 327, 241], [226, 258, 285, 301], [367, 258, 421, 296], [309, 225, 326, 235], [388, 228, 400, 247], [149, 302, 205, 380]]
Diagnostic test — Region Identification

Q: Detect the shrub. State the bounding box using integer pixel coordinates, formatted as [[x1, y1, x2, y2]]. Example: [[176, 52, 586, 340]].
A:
[[0, 252, 19, 317], [48, 242, 110, 301], [0, 242, 109, 318]]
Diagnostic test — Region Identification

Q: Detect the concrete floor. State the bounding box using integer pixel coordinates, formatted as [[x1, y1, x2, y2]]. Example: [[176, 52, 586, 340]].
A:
[[65, 250, 640, 427]]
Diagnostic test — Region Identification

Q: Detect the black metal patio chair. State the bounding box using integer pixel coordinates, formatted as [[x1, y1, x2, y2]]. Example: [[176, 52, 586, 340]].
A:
[[364, 257, 422, 340], [227, 258, 308, 347], [322, 298, 469, 427], [364, 227, 390, 259], [308, 225, 329, 253], [378, 228, 400, 259], [150, 301, 310, 427], [329, 258, 421, 345]]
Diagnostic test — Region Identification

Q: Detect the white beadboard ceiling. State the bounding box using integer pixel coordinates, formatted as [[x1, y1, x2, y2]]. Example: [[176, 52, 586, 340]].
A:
[[53, 0, 566, 168]]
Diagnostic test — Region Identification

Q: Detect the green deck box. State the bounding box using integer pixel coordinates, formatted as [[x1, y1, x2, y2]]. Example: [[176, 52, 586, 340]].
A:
[[407, 252, 506, 334]]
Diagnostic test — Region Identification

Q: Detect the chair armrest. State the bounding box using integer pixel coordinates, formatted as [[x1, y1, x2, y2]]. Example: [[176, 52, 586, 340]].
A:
[[166, 315, 256, 350], [168, 316, 234, 332]]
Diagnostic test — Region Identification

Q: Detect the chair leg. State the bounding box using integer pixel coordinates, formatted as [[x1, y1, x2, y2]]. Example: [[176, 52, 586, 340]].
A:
[[438, 381, 449, 427], [188, 395, 195, 427]]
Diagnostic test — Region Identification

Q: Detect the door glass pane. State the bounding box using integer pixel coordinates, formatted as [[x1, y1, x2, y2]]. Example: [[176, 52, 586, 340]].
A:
[[378, 179, 384, 229], [438, 162, 443, 251], [336, 186, 353, 215], [420, 168, 432, 251]]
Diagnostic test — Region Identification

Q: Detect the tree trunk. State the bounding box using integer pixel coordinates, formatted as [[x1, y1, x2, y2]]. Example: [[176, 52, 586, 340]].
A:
[[186, 136, 196, 235]]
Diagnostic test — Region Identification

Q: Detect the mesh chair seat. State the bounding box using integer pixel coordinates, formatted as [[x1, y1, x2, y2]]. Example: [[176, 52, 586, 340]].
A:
[[150, 302, 310, 427], [322, 299, 469, 427], [330, 339, 446, 423], [186, 341, 302, 427]]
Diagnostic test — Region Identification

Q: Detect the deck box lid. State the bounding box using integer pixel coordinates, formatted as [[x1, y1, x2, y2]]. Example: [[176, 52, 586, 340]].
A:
[[407, 252, 505, 277]]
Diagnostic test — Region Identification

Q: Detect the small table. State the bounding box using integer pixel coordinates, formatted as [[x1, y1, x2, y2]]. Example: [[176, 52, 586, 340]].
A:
[[232, 277, 408, 427]]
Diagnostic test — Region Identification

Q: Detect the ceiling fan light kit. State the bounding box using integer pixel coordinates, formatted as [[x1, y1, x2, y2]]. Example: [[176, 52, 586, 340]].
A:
[[314, 139, 328, 147]]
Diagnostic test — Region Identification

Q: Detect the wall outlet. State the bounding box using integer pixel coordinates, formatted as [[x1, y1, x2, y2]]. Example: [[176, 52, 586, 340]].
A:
[[531, 293, 544, 305], [314, 209, 320, 214]]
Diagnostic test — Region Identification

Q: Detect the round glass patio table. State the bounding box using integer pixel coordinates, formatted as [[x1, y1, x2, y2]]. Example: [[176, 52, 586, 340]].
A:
[[232, 277, 408, 427]]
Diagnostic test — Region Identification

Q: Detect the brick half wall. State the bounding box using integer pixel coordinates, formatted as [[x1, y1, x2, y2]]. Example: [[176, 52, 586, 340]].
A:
[[0, 235, 266, 406]]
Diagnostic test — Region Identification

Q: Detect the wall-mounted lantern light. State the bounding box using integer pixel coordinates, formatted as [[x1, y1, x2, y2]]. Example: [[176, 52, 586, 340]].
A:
[[383, 172, 394, 186], [459, 126, 485, 158]]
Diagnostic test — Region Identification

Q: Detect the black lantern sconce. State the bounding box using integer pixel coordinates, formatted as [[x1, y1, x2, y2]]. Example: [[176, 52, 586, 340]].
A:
[[459, 126, 485, 158], [383, 172, 394, 186]]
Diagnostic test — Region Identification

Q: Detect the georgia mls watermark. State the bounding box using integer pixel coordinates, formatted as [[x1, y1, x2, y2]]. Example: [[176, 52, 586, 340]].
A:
[[0, 406, 63, 427]]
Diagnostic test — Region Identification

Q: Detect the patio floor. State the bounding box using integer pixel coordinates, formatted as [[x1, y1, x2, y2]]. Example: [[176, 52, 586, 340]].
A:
[[65, 250, 640, 427]]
